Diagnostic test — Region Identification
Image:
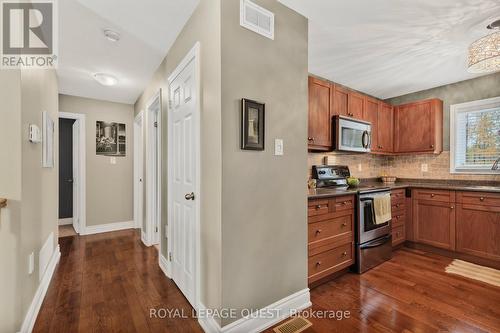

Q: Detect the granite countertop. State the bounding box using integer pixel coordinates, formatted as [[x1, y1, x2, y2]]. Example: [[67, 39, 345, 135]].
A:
[[308, 179, 500, 199]]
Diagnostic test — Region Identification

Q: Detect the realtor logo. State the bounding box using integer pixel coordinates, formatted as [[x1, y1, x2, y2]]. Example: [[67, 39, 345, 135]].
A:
[[1, 0, 58, 68]]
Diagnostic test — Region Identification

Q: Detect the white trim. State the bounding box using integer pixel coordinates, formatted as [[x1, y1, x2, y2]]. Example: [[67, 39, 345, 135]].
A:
[[449, 96, 500, 175], [167, 41, 201, 312], [159, 253, 172, 279], [58, 112, 86, 234], [145, 91, 162, 246], [19, 245, 61, 333], [133, 111, 144, 230], [239, 0, 275, 40], [198, 289, 311, 333], [81, 221, 134, 236], [58, 218, 73, 226]]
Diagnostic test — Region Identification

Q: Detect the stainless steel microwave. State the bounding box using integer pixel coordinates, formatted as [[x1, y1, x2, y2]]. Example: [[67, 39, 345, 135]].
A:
[[334, 116, 371, 153]]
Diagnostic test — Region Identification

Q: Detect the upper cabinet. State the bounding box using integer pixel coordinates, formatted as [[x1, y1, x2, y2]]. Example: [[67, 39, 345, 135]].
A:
[[332, 84, 349, 117], [378, 102, 394, 153], [308, 76, 333, 151], [394, 99, 443, 154], [348, 92, 365, 119], [363, 97, 379, 152]]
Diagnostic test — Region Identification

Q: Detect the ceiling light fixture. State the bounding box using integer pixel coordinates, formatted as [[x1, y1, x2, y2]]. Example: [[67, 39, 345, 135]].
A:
[[467, 19, 500, 73], [103, 29, 120, 42], [93, 73, 118, 86]]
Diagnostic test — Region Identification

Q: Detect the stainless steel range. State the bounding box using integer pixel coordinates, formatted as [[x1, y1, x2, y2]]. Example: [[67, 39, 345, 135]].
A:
[[312, 165, 393, 274]]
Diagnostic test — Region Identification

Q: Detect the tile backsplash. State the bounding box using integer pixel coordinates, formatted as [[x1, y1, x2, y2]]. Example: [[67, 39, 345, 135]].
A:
[[308, 151, 500, 182]]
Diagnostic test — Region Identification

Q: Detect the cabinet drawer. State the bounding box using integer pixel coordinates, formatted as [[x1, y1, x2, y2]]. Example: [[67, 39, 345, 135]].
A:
[[391, 189, 405, 203], [333, 195, 355, 212], [392, 225, 405, 245], [308, 214, 353, 256], [308, 243, 353, 283], [392, 213, 406, 228], [391, 200, 405, 213], [457, 191, 500, 207], [414, 189, 454, 203], [308, 199, 330, 217]]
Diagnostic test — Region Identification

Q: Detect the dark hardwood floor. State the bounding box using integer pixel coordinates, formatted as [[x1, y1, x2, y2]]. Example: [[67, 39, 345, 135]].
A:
[[33, 229, 204, 333], [34, 230, 500, 333], [267, 248, 500, 333]]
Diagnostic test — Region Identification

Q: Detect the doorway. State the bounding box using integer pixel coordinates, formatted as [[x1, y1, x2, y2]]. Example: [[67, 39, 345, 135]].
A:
[[167, 43, 201, 309], [145, 92, 161, 246], [58, 112, 86, 235], [134, 112, 144, 238]]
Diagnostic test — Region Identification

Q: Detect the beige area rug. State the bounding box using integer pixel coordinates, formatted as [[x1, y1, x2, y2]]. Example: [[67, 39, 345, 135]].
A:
[[445, 259, 500, 287]]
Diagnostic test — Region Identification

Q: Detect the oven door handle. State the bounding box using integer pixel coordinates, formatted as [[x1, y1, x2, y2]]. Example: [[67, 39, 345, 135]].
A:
[[360, 235, 392, 249]]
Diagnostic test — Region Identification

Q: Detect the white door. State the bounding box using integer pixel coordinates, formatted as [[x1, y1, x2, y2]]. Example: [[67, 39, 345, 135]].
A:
[[169, 55, 198, 307], [72, 120, 80, 233], [134, 114, 144, 232]]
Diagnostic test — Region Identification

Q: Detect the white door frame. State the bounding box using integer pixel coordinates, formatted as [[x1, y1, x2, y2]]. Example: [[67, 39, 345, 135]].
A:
[[133, 111, 144, 233], [145, 91, 162, 246], [166, 42, 201, 310], [58, 112, 86, 235]]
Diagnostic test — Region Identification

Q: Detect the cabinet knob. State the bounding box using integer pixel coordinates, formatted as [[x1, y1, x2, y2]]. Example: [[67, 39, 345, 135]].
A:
[[316, 229, 322, 235], [342, 251, 348, 257], [430, 144, 435, 148], [315, 204, 322, 209], [316, 261, 321, 267], [450, 206, 454, 209], [480, 197, 485, 201], [396, 204, 400, 208], [342, 201, 348, 205], [342, 222, 347, 227], [308, 137, 315, 142], [431, 193, 435, 197]]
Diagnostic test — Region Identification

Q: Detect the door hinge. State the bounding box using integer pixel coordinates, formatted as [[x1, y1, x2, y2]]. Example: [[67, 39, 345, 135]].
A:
[[169, 252, 172, 261], [154, 121, 158, 128]]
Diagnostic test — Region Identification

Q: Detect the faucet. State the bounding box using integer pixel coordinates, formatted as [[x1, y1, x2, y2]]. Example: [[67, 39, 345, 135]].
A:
[[493, 157, 500, 170]]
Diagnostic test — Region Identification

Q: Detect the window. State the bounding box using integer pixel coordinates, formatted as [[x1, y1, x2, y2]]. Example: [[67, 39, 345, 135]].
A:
[[450, 97, 500, 174]]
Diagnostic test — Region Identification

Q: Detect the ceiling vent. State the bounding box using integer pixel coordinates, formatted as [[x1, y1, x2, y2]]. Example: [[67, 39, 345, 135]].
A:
[[240, 0, 274, 40]]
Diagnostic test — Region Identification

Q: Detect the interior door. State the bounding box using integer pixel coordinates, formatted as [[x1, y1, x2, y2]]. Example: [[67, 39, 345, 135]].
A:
[[72, 120, 79, 233], [59, 118, 75, 221], [169, 56, 198, 307]]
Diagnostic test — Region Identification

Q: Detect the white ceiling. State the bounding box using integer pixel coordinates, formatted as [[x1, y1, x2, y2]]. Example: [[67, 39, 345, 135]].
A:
[[58, 0, 199, 104], [279, 0, 500, 99]]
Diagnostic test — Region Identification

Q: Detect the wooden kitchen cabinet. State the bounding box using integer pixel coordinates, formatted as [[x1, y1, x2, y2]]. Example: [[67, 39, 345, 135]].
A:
[[348, 91, 365, 119], [413, 199, 455, 250], [378, 102, 393, 153], [308, 76, 332, 151], [332, 84, 349, 117], [456, 191, 500, 261], [394, 99, 443, 154], [363, 97, 379, 152]]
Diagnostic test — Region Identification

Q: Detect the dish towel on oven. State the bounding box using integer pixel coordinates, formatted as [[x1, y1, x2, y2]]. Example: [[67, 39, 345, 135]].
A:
[[373, 194, 391, 225]]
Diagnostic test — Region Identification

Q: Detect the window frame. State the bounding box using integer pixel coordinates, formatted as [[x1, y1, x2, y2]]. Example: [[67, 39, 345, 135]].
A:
[[450, 96, 500, 174]]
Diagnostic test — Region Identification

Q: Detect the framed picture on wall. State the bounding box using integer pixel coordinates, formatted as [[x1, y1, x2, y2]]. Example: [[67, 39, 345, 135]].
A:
[[241, 98, 265, 150], [42, 111, 54, 168], [96, 121, 126, 156]]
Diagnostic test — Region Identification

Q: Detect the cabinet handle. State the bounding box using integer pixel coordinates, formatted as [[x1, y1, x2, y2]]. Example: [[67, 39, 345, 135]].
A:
[[308, 137, 315, 142], [480, 197, 485, 201], [316, 261, 321, 267], [342, 222, 347, 227], [342, 251, 348, 257], [342, 201, 348, 205], [315, 205, 322, 209], [316, 229, 322, 235], [430, 193, 435, 197]]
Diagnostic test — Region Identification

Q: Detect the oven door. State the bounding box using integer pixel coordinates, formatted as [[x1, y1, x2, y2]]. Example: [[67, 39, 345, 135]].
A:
[[336, 117, 371, 153], [358, 194, 391, 244]]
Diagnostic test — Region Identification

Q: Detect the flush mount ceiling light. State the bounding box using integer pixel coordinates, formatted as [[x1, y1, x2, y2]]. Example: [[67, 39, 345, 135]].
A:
[[93, 73, 118, 86], [467, 19, 500, 73], [103, 29, 120, 42]]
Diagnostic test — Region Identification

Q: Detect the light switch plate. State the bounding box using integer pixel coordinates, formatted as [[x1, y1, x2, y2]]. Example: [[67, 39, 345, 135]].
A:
[[274, 139, 284, 156], [357, 163, 362, 171], [110, 157, 117, 165], [421, 163, 428, 172]]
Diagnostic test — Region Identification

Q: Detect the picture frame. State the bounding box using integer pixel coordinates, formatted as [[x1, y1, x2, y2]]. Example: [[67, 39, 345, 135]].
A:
[[96, 121, 126, 156], [42, 111, 54, 168], [241, 98, 265, 150]]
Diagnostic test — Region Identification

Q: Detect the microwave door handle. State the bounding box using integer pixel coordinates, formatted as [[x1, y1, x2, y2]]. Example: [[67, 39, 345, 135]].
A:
[[362, 130, 369, 149]]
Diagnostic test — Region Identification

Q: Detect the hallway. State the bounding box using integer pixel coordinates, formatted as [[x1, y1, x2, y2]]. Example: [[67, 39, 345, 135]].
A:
[[33, 230, 203, 333]]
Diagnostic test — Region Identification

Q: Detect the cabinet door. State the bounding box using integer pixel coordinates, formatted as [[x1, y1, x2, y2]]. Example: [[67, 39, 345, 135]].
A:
[[308, 77, 332, 150], [348, 91, 364, 119], [394, 101, 434, 153], [413, 199, 455, 250], [332, 84, 348, 117], [363, 97, 379, 152], [456, 204, 500, 261], [378, 102, 393, 153]]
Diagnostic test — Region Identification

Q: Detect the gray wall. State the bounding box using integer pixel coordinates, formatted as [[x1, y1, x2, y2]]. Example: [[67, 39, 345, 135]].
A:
[[386, 72, 500, 150], [0, 69, 59, 332], [59, 94, 134, 226], [220, 0, 308, 326], [134, 0, 223, 313]]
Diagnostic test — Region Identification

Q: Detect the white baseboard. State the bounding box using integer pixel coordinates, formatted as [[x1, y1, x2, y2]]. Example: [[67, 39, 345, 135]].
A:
[[198, 288, 311, 333], [58, 218, 73, 226], [159, 253, 172, 279], [81, 220, 134, 236], [19, 245, 61, 333], [141, 231, 151, 246]]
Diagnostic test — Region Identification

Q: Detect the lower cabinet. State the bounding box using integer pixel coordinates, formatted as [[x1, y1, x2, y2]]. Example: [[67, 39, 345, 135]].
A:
[[413, 199, 455, 250], [308, 195, 355, 284], [391, 188, 406, 246]]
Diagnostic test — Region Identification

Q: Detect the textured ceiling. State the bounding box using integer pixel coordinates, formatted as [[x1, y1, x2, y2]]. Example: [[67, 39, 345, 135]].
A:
[[58, 0, 199, 104], [279, 0, 500, 99]]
